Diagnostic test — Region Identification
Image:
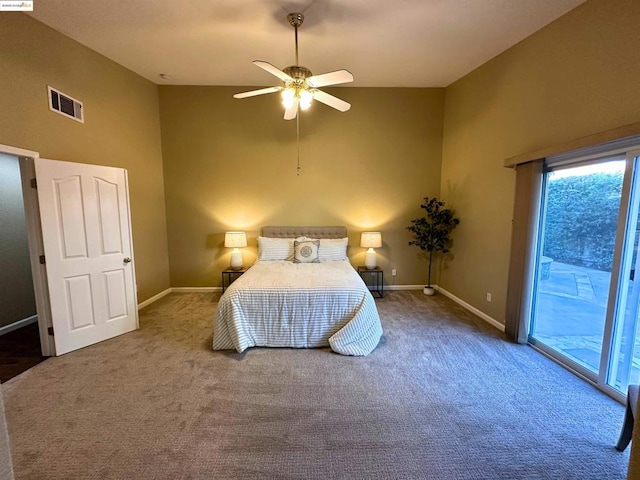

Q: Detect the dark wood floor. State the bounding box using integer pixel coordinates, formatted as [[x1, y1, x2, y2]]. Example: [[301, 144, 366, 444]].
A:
[[0, 322, 47, 383]]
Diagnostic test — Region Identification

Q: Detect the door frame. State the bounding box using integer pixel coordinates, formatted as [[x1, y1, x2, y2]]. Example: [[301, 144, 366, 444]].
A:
[[601, 148, 640, 394], [528, 146, 640, 404], [1, 143, 55, 356]]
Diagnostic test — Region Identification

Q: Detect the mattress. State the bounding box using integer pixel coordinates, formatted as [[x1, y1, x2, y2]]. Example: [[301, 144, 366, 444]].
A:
[[213, 260, 383, 356]]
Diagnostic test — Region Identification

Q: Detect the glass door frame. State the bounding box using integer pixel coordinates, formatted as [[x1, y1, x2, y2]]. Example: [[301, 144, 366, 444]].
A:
[[602, 148, 640, 396], [527, 146, 640, 404]]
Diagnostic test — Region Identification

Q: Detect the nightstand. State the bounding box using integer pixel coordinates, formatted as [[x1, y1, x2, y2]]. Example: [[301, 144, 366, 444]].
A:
[[357, 266, 384, 298], [222, 268, 247, 293]]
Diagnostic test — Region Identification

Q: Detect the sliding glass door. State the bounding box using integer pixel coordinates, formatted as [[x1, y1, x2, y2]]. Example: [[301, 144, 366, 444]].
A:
[[607, 155, 640, 393], [529, 150, 640, 397]]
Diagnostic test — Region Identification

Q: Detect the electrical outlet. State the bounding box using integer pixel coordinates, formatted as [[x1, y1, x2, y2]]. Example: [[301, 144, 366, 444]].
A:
[[392, 269, 397, 276], [486, 292, 492, 302]]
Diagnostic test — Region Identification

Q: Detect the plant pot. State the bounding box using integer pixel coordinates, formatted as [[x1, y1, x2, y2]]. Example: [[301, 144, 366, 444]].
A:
[[423, 286, 435, 296]]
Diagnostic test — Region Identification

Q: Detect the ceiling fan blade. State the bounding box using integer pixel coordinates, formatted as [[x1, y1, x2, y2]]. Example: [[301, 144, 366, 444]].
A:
[[253, 60, 292, 82], [312, 89, 351, 112], [307, 69, 354, 88], [233, 86, 282, 99], [284, 97, 299, 120]]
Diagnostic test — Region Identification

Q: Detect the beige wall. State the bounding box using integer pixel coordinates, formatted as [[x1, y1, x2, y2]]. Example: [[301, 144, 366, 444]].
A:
[[159, 86, 444, 287], [440, 0, 640, 323], [0, 14, 170, 302], [0, 154, 36, 328], [6, 0, 637, 321]]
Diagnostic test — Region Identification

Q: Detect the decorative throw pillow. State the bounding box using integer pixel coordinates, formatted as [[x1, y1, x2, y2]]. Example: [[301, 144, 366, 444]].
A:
[[258, 237, 294, 261], [293, 239, 320, 263]]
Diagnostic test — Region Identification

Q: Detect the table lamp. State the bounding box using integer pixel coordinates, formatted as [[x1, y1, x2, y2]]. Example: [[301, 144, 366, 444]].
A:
[[225, 231, 247, 270], [360, 231, 382, 270]]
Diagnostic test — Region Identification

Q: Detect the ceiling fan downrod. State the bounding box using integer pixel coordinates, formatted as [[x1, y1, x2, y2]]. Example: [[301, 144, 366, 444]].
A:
[[287, 13, 304, 66], [282, 13, 312, 97]]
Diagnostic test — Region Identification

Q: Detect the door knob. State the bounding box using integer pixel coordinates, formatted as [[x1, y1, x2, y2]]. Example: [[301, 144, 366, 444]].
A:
[[123, 257, 131, 263]]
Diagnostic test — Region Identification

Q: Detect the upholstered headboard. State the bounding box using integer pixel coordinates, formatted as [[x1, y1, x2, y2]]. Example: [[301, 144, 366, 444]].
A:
[[262, 226, 347, 239]]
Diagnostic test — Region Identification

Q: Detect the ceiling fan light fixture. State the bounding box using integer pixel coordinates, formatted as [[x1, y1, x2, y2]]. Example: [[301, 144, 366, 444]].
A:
[[299, 89, 313, 110], [233, 12, 352, 120], [281, 88, 296, 108]]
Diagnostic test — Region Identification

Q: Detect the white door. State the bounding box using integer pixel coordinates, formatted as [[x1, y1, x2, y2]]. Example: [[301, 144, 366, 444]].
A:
[[35, 158, 138, 355]]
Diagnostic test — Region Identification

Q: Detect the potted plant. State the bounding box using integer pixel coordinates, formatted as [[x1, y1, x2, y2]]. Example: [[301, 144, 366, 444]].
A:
[[407, 197, 460, 296]]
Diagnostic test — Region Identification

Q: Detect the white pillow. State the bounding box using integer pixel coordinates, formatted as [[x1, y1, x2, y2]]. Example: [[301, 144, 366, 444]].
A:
[[258, 237, 294, 261], [295, 237, 348, 262], [318, 237, 349, 261]]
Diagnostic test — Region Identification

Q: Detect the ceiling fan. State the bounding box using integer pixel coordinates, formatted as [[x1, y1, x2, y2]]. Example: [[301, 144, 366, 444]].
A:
[[233, 12, 353, 120]]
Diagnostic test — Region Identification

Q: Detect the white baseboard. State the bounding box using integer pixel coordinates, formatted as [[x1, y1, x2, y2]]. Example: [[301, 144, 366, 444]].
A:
[[171, 287, 221, 293], [435, 286, 505, 332], [0, 314, 38, 336], [385, 284, 425, 291], [137, 288, 172, 310]]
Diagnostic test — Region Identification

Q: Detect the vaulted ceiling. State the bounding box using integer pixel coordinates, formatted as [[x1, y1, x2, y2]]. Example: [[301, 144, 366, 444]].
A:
[[29, 0, 585, 87]]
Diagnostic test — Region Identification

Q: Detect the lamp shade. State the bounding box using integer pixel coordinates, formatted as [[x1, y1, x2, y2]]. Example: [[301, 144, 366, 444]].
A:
[[224, 231, 247, 248], [360, 232, 382, 249]]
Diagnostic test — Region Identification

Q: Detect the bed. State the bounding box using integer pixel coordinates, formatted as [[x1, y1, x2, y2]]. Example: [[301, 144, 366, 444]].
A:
[[213, 226, 383, 356]]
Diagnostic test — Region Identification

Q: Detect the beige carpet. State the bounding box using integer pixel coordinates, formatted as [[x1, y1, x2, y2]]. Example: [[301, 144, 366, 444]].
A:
[[2, 291, 630, 479], [0, 383, 13, 480]]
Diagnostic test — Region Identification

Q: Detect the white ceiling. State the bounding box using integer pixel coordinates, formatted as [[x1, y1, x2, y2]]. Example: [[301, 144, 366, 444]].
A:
[[28, 0, 585, 88]]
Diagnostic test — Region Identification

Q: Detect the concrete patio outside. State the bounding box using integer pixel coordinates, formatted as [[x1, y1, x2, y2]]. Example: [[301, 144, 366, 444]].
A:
[[533, 260, 640, 390]]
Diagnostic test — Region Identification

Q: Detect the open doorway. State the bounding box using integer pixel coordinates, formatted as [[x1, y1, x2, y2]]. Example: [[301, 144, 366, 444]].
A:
[[0, 153, 46, 382]]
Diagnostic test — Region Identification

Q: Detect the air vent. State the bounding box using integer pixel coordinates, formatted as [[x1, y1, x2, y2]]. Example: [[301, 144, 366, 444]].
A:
[[47, 86, 84, 123]]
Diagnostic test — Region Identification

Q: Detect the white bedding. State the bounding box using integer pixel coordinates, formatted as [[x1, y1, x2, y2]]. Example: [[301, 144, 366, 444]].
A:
[[213, 260, 383, 356]]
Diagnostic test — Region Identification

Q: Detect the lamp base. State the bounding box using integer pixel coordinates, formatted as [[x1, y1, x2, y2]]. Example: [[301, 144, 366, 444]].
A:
[[364, 249, 377, 270], [230, 249, 243, 271]]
